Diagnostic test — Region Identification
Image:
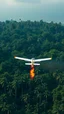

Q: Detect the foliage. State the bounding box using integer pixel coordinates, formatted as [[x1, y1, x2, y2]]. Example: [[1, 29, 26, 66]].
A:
[[0, 20, 64, 114]]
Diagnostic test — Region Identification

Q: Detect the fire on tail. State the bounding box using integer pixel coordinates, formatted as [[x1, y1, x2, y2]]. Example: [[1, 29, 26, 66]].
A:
[[30, 65, 35, 79]]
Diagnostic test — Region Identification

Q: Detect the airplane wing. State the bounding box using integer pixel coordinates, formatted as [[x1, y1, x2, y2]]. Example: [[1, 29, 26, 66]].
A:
[[34, 58, 52, 62], [14, 56, 31, 61]]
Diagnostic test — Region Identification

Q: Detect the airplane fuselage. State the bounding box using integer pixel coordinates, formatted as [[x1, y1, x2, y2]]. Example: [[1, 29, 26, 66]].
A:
[[31, 58, 35, 65]]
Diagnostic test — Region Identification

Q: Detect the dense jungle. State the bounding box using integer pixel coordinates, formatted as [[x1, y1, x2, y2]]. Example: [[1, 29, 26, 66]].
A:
[[0, 20, 64, 114]]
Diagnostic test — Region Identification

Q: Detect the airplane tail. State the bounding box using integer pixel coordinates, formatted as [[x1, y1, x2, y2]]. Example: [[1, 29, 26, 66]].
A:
[[25, 63, 40, 65], [34, 63, 40, 65]]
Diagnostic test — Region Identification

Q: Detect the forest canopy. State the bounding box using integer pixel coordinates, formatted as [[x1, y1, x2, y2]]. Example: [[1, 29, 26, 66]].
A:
[[0, 20, 64, 114]]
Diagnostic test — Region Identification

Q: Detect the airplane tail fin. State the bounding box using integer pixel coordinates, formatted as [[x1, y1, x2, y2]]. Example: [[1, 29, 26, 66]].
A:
[[25, 63, 40, 65]]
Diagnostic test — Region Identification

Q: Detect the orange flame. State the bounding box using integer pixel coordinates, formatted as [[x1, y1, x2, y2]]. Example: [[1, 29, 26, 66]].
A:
[[30, 65, 35, 79]]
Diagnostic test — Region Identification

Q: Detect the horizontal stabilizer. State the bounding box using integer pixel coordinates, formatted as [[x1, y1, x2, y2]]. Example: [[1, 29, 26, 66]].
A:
[[33, 63, 40, 65], [25, 63, 32, 65], [25, 63, 40, 65]]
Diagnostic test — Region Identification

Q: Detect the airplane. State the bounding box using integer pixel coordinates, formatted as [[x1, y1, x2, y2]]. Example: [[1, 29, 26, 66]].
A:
[[14, 56, 52, 66], [14, 56, 52, 79]]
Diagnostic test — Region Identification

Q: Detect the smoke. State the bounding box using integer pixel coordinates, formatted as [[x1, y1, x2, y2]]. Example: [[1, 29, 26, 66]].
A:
[[40, 60, 64, 72]]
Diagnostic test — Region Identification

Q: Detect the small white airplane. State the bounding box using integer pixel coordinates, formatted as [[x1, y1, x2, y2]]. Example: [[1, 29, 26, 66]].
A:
[[14, 56, 52, 66]]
